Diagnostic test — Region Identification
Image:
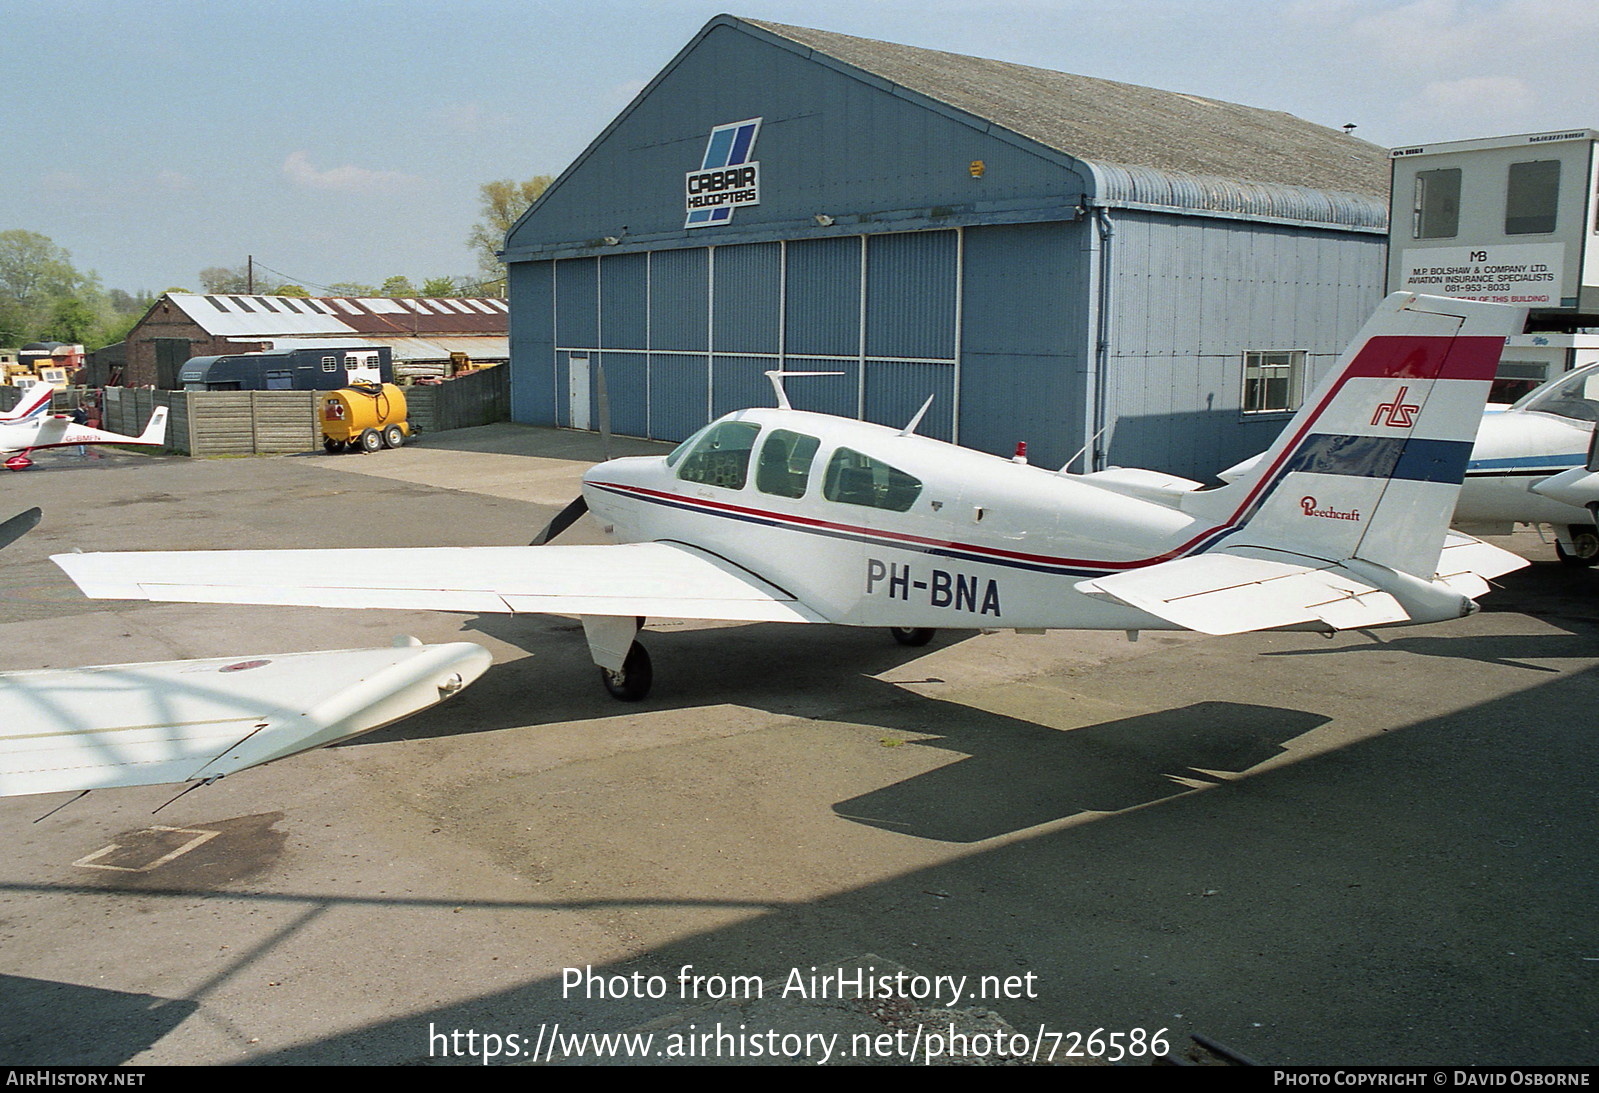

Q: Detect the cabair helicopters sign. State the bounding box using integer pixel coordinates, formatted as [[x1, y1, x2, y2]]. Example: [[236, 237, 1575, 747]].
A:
[[685, 118, 761, 228]]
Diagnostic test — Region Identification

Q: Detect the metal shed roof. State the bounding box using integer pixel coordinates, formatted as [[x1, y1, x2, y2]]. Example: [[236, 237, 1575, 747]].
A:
[[165, 294, 509, 338]]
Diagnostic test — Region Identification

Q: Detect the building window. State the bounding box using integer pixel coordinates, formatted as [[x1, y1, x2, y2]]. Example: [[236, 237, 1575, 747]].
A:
[[1242, 350, 1306, 413], [321, 356, 338, 372], [1506, 160, 1560, 235], [1413, 168, 1461, 239]]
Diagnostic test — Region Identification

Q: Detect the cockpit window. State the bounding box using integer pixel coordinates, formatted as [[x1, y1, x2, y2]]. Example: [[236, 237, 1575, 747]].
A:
[[822, 447, 923, 512], [755, 429, 820, 499], [1511, 366, 1599, 423], [675, 420, 761, 489]]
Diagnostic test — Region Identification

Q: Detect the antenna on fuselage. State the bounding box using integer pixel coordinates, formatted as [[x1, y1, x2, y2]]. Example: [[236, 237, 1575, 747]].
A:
[[899, 394, 935, 437], [763, 370, 845, 410], [1057, 426, 1110, 475]]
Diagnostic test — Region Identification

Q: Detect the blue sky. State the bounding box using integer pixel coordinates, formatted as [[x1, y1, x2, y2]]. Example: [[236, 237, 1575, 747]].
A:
[[7, 0, 1598, 294]]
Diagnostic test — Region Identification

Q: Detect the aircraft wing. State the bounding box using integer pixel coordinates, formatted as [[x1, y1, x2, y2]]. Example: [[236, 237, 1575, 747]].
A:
[[0, 639, 491, 797], [53, 541, 830, 623], [1075, 551, 1410, 635]]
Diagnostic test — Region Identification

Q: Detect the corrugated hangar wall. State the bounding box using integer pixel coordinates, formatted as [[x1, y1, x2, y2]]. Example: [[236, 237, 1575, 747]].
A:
[[509, 221, 1091, 464]]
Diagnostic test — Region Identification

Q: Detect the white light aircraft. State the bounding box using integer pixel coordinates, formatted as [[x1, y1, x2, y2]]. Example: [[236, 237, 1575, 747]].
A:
[[54, 292, 1526, 702], [0, 391, 168, 469], [1458, 362, 1599, 565], [0, 508, 491, 799]]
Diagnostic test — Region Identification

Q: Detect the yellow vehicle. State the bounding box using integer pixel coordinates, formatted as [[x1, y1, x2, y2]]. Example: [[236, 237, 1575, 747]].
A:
[[321, 383, 411, 453]]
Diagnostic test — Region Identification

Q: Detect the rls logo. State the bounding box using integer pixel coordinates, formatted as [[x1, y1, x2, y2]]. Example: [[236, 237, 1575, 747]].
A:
[[1301, 496, 1361, 521], [1371, 385, 1420, 427]]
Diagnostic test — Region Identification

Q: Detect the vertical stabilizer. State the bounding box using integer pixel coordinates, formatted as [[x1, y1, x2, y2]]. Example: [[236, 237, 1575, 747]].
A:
[[1182, 292, 1522, 578]]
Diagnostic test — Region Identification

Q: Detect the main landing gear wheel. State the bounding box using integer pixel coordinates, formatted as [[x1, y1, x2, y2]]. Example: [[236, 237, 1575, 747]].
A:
[[382, 424, 405, 449], [358, 428, 383, 454], [1556, 524, 1599, 567], [601, 642, 653, 701], [889, 627, 936, 647]]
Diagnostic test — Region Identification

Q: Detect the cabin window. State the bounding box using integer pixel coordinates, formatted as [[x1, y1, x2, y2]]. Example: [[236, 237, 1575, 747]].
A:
[[1510, 365, 1599, 422], [1242, 350, 1306, 413], [675, 420, 761, 490], [1506, 160, 1560, 235], [755, 429, 821, 499], [321, 356, 338, 372], [822, 447, 923, 512], [1413, 168, 1461, 239]]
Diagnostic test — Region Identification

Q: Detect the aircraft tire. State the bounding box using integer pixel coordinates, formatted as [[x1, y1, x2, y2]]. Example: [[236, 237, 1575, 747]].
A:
[[358, 428, 383, 454], [889, 627, 936, 647], [1556, 524, 1599, 567], [382, 424, 405, 449], [601, 642, 652, 701]]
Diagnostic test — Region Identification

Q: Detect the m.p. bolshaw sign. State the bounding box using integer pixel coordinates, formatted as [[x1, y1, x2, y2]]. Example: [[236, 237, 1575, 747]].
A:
[[685, 118, 762, 228]]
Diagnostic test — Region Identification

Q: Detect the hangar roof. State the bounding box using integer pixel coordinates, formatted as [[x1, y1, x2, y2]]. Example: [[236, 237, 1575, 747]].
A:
[[745, 18, 1389, 225]]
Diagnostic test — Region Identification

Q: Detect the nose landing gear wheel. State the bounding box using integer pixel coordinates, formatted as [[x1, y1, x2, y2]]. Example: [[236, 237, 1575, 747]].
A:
[[889, 627, 936, 647], [601, 642, 653, 701]]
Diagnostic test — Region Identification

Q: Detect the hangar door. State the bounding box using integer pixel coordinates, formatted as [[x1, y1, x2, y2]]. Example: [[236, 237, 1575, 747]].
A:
[[552, 229, 960, 443]]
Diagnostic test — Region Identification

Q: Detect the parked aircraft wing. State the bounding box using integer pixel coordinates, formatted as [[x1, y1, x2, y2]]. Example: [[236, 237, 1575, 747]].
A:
[[0, 639, 491, 797], [1075, 551, 1409, 635], [53, 541, 829, 623]]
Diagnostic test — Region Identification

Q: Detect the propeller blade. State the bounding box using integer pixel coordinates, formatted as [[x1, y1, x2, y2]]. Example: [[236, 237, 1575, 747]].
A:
[[530, 496, 589, 546], [0, 508, 41, 552]]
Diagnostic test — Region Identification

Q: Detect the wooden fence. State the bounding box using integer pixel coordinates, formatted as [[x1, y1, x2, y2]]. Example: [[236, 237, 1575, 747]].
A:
[[87, 366, 511, 457]]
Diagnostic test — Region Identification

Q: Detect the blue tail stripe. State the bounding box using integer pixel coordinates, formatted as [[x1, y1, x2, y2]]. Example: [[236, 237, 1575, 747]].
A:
[[1282, 434, 1474, 483]]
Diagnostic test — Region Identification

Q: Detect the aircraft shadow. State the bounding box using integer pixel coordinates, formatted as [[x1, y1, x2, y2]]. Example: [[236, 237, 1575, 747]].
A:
[[834, 702, 1326, 842], [0, 974, 195, 1065]]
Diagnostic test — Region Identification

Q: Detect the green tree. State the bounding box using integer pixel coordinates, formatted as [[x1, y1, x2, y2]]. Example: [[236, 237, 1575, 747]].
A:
[[43, 297, 97, 344], [468, 175, 552, 277], [381, 275, 418, 298], [0, 230, 82, 315], [420, 276, 456, 297], [275, 284, 310, 297], [326, 282, 376, 298]]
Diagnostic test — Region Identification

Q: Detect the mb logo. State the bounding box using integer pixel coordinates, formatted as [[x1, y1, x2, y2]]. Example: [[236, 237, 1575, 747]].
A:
[[1371, 385, 1420, 428]]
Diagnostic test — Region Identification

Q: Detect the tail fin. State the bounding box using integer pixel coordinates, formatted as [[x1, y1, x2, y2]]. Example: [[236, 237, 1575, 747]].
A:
[[0, 386, 56, 424], [136, 407, 169, 446], [1182, 292, 1522, 579]]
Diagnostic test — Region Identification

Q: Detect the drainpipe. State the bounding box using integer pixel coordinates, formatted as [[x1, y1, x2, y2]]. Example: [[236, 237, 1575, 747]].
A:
[[1082, 203, 1114, 472]]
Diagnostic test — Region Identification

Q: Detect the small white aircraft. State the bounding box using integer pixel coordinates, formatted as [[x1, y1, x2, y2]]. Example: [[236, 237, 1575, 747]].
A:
[[1458, 363, 1599, 565], [0, 507, 491, 800], [54, 292, 1526, 702], [0, 391, 168, 469]]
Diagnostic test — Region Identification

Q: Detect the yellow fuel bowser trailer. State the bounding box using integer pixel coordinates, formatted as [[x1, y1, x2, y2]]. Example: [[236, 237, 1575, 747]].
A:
[[322, 383, 411, 453]]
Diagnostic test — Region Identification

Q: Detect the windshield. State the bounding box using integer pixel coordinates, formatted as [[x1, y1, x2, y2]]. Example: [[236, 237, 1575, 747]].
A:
[[1511, 364, 1599, 423]]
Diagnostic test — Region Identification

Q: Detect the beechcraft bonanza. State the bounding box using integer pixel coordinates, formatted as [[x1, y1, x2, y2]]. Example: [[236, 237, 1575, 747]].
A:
[[0, 388, 168, 469], [54, 293, 1527, 703], [0, 507, 491, 800]]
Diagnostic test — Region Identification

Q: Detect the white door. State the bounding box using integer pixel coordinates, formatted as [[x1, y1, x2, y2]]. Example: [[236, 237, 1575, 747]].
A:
[[569, 354, 591, 431]]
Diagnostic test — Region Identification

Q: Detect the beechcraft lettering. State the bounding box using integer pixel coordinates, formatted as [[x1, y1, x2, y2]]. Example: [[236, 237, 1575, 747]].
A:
[[54, 293, 1529, 704], [866, 559, 1002, 617]]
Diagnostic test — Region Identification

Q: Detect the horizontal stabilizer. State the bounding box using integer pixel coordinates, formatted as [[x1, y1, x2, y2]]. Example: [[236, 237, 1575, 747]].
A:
[[1075, 551, 1408, 635], [1433, 532, 1529, 598], [53, 541, 829, 624], [0, 640, 491, 797]]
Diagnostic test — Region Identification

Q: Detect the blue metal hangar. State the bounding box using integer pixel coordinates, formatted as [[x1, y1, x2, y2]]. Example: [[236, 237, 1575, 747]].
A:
[[502, 16, 1390, 476]]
